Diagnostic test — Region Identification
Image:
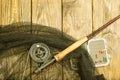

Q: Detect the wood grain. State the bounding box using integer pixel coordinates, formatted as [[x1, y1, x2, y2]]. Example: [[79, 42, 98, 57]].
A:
[[0, 0, 2, 25], [0, 0, 31, 79], [0, 0, 120, 80], [62, 0, 92, 79], [32, 0, 63, 80], [93, 0, 120, 79], [1, 0, 31, 25], [32, 0, 62, 30], [63, 0, 92, 39]]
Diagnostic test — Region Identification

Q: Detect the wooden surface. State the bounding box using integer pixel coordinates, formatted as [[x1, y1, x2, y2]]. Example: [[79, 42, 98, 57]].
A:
[[0, 0, 31, 79], [0, 0, 120, 80], [93, 0, 120, 79], [0, 0, 31, 25], [63, 0, 92, 39], [32, 0, 62, 30], [32, 0, 63, 79]]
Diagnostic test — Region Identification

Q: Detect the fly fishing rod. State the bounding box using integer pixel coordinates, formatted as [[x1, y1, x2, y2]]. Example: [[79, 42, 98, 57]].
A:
[[32, 14, 120, 73]]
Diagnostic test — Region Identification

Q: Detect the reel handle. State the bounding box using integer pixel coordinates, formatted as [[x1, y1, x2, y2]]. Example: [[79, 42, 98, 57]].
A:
[[34, 58, 55, 73]]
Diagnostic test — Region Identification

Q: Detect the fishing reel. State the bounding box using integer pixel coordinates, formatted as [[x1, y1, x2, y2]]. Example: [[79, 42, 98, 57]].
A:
[[29, 43, 55, 73], [29, 43, 77, 73]]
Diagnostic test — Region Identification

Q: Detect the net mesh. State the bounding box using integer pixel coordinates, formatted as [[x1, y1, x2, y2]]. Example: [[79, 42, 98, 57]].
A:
[[0, 22, 105, 80]]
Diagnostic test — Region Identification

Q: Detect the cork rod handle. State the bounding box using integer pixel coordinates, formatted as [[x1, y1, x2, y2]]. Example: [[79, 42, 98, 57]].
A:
[[54, 36, 88, 61], [54, 15, 120, 62]]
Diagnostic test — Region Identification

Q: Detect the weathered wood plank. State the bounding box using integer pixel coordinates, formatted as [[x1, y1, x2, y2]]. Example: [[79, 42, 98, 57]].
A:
[[32, 0, 62, 30], [1, 0, 31, 25], [0, 0, 120, 80], [93, 0, 120, 79], [32, 0, 63, 80], [63, 0, 92, 39], [62, 0, 92, 79], [0, 0, 31, 80], [0, 0, 2, 25]]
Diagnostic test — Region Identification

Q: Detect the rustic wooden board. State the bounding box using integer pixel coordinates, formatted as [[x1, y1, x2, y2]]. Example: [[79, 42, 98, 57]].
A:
[[1, 0, 31, 25], [0, 0, 2, 25], [0, 0, 120, 80], [93, 0, 120, 79], [32, 0, 63, 80], [62, 0, 92, 79], [32, 0, 62, 30], [0, 0, 31, 80], [63, 0, 92, 39]]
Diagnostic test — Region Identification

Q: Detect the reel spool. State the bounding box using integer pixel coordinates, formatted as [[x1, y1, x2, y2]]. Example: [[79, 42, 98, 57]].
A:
[[29, 43, 56, 73], [29, 43, 51, 63]]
